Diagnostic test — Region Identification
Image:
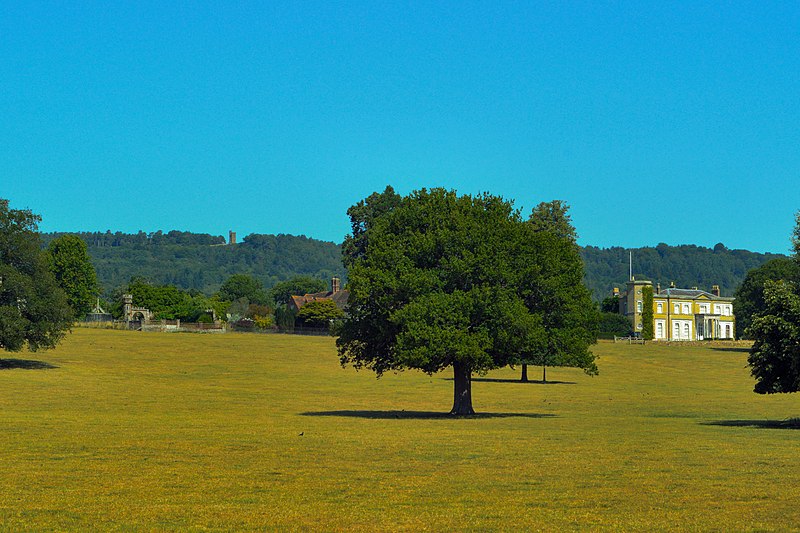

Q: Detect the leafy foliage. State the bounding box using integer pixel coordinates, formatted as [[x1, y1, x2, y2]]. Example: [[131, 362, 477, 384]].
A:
[[641, 285, 654, 340], [111, 278, 226, 322], [269, 276, 327, 306], [747, 280, 800, 393], [598, 312, 632, 338], [295, 299, 343, 327], [734, 257, 800, 339], [582, 244, 783, 301], [517, 202, 598, 381], [47, 234, 99, 318], [0, 199, 72, 352], [218, 274, 269, 306], [40, 231, 345, 298], [338, 188, 592, 414]]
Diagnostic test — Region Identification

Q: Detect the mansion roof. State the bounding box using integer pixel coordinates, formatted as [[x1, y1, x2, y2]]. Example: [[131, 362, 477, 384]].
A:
[[655, 288, 734, 301]]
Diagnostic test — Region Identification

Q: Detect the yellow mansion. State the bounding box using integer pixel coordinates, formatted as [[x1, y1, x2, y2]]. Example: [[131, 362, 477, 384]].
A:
[[618, 279, 735, 341]]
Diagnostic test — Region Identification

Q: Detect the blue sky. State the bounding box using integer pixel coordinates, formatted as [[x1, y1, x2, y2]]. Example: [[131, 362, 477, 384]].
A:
[[2, 2, 798, 253]]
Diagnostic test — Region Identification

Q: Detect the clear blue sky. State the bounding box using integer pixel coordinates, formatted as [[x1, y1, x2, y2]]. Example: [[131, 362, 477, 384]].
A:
[[2, 2, 798, 253]]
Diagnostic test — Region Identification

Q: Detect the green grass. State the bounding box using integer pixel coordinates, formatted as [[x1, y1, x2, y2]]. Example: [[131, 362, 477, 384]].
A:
[[1, 329, 799, 531]]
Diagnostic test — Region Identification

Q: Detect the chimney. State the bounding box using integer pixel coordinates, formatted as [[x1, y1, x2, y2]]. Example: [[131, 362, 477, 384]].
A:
[[331, 277, 340, 294], [670, 281, 675, 288], [656, 282, 661, 294], [711, 285, 720, 297], [229, 231, 236, 245], [612, 287, 619, 296]]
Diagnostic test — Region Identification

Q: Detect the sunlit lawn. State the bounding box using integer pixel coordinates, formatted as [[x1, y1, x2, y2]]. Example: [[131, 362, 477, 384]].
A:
[[0, 328, 798, 531]]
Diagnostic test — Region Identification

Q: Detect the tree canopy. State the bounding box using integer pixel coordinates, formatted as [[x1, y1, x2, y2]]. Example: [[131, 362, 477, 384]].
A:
[[269, 276, 328, 306], [734, 257, 800, 339], [47, 234, 99, 318], [747, 280, 800, 393], [0, 199, 72, 352], [746, 212, 800, 394], [296, 299, 344, 328], [337, 188, 596, 415], [517, 201, 598, 382], [217, 274, 269, 306]]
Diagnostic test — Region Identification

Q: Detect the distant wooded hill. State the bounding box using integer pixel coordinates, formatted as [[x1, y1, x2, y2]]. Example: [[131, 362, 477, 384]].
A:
[[581, 243, 784, 300], [41, 231, 346, 297], [42, 232, 783, 301]]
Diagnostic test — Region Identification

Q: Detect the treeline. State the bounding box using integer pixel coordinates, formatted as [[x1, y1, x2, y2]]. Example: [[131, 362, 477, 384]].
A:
[[42, 232, 782, 301], [582, 243, 784, 300], [41, 231, 346, 297]]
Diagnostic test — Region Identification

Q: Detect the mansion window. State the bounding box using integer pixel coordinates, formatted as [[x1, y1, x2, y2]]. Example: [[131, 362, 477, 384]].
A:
[[657, 302, 663, 313], [637, 301, 642, 313], [682, 303, 690, 314], [674, 303, 680, 314]]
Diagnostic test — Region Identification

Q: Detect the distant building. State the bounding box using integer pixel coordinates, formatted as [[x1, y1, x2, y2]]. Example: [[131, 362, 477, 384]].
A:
[[288, 277, 349, 313], [229, 231, 237, 245], [618, 279, 735, 340]]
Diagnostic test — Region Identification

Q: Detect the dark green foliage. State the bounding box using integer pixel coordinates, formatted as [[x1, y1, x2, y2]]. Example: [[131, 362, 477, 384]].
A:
[[600, 295, 619, 313], [338, 188, 574, 414], [296, 299, 344, 328], [528, 200, 578, 243], [641, 285, 654, 340], [218, 274, 269, 306], [47, 234, 99, 318], [40, 231, 345, 298], [598, 312, 632, 339], [275, 306, 297, 331], [519, 203, 599, 381], [269, 276, 328, 306], [734, 257, 800, 339], [114, 278, 225, 321], [582, 244, 783, 301], [0, 199, 72, 352], [341, 186, 402, 269], [747, 280, 800, 394]]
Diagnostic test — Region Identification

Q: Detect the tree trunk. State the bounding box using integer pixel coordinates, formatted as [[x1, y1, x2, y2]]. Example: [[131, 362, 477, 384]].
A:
[[521, 363, 528, 382], [451, 361, 475, 415], [542, 363, 547, 383]]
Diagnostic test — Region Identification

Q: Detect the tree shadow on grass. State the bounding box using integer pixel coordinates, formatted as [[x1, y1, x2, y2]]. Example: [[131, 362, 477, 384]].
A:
[[702, 419, 800, 430], [469, 377, 576, 385], [300, 410, 557, 420], [0, 359, 58, 370], [710, 347, 750, 353]]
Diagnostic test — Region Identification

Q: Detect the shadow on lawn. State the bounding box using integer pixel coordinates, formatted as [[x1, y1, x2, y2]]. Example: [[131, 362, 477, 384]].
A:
[[300, 410, 557, 420], [702, 419, 800, 430], [0, 359, 57, 370], [469, 377, 576, 385], [710, 347, 750, 353]]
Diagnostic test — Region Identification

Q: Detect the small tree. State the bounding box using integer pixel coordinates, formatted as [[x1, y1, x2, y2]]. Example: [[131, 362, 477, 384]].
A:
[[296, 299, 343, 328], [0, 199, 72, 352], [641, 285, 654, 340], [516, 201, 598, 382], [218, 274, 269, 306], [47, 234, 99, 319]]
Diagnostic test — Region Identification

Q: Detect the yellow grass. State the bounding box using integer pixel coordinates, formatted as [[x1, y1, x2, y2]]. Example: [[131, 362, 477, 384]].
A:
[[0, 328, 798, 531]]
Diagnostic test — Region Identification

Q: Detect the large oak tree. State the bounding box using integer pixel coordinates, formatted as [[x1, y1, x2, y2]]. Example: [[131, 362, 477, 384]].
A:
[[337, 188, 584, 415]]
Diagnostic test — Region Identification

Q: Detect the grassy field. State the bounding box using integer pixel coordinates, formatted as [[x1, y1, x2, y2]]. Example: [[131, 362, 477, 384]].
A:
[[1, 328, 799, 531]]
